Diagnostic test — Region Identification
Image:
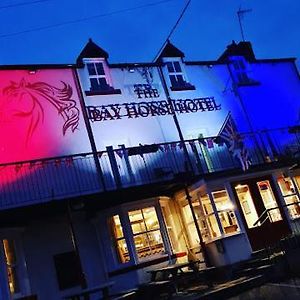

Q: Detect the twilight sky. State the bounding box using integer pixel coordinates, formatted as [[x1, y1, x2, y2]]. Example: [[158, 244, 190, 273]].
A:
[[0, 0, 299, 66]]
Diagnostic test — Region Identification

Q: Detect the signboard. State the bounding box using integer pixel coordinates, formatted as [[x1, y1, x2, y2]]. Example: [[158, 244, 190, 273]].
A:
[[87, 97, 221, 122]]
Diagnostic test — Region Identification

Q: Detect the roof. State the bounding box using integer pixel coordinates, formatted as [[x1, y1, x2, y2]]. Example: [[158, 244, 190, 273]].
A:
[[155, 41, 185, 62], [76, 38, 109, 65], [218, 41, 256, 62]]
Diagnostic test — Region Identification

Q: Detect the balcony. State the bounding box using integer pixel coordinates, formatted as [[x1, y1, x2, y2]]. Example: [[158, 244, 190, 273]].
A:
[[0, 127, 299, 210]]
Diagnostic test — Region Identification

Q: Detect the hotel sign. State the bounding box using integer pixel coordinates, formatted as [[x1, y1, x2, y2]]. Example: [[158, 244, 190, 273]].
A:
[[86, 97, 221, 122]]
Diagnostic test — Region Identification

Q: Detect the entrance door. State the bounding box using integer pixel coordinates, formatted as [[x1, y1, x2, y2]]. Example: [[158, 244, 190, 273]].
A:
[[232, 176, 290, 250]]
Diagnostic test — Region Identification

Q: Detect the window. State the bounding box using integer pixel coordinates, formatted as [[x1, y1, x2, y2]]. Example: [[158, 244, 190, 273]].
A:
[[128, 207, 164, 260], [109, 215, 130, 264], [87, 62, 110, 91], [181, 198, 219, 244], [230, 56, 255, 86], [257, 180, 282, 222], [109, 206, 165, 264], [165, 61, 195, 91], [235, 184, 260, 228], [211, 190, 240, 234], [277, 175, 300, 219], [3, 239, 20, 295]]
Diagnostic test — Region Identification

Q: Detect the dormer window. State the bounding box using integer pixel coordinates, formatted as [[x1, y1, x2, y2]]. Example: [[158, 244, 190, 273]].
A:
[[230, 56, 259, 86], [87, 62, 109, 91], [165, 61, 195, 91], [83, 59, 121, 96]]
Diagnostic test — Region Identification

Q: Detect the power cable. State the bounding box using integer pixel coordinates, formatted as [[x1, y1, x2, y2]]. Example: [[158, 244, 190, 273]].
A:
[[153, 0, 191, 61], [0, 0, 176, 38], [0, 0, 53, 10]]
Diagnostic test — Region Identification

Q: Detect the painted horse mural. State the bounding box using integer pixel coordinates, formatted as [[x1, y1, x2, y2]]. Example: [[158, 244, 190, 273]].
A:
[[1, 78, 80, 144]]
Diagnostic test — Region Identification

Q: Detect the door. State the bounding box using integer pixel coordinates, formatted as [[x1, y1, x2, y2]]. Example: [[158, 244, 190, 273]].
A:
[[232, 176, 290, 250]]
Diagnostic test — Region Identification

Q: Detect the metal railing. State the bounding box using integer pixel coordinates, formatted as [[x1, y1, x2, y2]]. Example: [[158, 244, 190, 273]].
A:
[[0, 127, 299, 210]]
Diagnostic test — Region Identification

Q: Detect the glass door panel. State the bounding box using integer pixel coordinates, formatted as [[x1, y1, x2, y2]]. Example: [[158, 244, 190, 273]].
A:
[[235, 184, 260, 228], [257, 180, 282, 222]]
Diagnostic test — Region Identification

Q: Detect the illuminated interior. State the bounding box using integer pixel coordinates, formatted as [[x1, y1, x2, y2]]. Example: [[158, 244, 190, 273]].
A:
[[257, 180, 282, 222], [110, 215, 130, 263], [277, 175, 300, 219], [110, 207, 165, 263], [128, 207, 164, 260], [235, 184, 260, 228], [3, 239, 19, 294], [211, 190, 239, 234], [181, 190, 239, 244]]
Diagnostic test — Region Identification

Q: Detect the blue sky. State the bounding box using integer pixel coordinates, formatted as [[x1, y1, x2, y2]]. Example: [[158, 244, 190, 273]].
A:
[[0, 0, 299, 66]]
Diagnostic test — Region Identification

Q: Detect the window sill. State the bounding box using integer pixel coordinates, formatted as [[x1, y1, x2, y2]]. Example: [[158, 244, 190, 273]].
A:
[[237, 80, 260, 87], [85, 89, 122, 96], [205, 231, 242, 244], [170, 85, 196, 91]]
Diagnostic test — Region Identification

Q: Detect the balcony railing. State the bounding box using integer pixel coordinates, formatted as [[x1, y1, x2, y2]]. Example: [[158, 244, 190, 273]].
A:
[[0, 127, 299, 210]]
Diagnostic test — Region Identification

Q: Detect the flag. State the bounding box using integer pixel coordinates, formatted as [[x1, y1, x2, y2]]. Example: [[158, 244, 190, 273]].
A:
[[218, 113, 250, 171]]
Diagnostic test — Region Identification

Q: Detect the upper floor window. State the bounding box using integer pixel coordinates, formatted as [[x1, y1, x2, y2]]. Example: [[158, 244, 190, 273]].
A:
[[165, 61, 195, 91], [87, 62, 110, 91], [84, 60, 121, 96], [230, 56, 259, 86]]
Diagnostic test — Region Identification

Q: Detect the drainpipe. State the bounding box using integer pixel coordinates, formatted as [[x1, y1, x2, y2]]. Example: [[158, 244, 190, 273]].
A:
[[157, 64, 211, 266]]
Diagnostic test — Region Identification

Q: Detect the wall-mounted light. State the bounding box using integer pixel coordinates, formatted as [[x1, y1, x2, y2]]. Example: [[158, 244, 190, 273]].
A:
[[28, 70, 37, 74]]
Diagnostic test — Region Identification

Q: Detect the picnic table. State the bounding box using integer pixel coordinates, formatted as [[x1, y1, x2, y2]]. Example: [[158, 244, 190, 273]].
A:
[[63, 281, 114, 300], [147, 260, 202, 293]]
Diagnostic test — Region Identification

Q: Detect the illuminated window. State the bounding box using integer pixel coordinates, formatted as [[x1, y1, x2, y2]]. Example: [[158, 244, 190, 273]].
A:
[[181, 198, 217, 244], [109, 215, 130, 264], [3, 239, 19, 294], [86, 62, 110, 91], [235, 184, 259, 228], [277, 175, 300, 219], [128, 207, 164, 260], [257, 180, 282, 222], [211, 190, 240, 234]]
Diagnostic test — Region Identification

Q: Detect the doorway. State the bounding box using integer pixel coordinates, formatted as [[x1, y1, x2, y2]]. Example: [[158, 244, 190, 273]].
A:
[[232, 176, 290, 250]]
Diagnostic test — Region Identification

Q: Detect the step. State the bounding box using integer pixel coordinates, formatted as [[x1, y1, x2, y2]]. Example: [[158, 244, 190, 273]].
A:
[[235, 264, 273, 278], [243, 257, 271, 268], [196, 274, 267, 300]]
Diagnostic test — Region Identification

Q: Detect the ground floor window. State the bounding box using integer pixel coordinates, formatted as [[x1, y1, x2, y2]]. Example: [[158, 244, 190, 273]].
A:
[[277, 175, 300, 219], [3, 239, 19, 295], [129, 207, 164, 259], [109, 205, 165, 264], [180, 189, 239, 243], [211, 190, 240, 234], [110, 215, 130, 263]]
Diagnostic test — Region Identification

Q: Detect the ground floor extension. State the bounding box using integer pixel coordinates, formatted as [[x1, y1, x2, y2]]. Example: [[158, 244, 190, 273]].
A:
[[1, 166, 300, 299]]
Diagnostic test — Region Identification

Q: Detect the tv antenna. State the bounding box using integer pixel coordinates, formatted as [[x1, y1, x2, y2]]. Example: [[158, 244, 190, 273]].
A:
[[237, 6, 252, 41]]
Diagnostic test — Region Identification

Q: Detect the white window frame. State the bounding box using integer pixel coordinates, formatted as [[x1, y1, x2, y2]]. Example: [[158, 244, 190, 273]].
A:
[[105, 199, 171, 268], [230, 56, 252, 85], [164, 58, 189, 88], [83, 58, 113, 91]]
